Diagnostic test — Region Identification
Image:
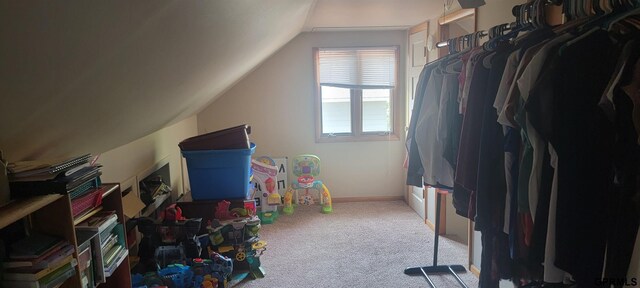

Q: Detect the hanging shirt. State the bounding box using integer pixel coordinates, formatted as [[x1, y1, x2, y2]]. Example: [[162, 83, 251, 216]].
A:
[[474, 45, 510, 232], [455, 50, 491, 192], [406, 62, 438, 186], [439, 60, 463, 170], [514, 40, 553, 217], [415, 67, 455, 188], [494, 49, 521, 115], [548, 30, 618, 285], [459, 47, 485, 114]]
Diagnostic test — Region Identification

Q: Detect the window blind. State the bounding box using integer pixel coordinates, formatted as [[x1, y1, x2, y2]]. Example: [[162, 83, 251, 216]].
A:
[[318, 47, 397, 89]]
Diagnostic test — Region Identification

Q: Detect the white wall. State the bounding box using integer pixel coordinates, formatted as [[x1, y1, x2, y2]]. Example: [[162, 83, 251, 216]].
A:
[[197, 30, 407, 199], [478, 0, 524, 30], [99, 116, 198, 196]]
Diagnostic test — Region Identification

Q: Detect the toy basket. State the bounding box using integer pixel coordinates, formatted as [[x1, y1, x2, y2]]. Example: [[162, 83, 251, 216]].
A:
[[182, 143, 256, 200]]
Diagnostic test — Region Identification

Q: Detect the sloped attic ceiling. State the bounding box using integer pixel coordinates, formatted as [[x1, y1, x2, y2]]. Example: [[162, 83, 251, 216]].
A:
[[0, 0, 314, 161], [0, 0, 451, 162]]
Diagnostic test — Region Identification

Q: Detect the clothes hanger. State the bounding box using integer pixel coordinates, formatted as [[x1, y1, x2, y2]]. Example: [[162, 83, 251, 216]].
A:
[[593, 0, 605, 15], [586, 0, 594, 17], [606, 6, 640, 30], [534, 0, 547, 28], [529, 1, 537, 24], [625, 15, 640, 29], [605, 0, 614, 13], [560, 1, 637, 52], [578, 0, 585, 18], [565, 0, 574, 20]]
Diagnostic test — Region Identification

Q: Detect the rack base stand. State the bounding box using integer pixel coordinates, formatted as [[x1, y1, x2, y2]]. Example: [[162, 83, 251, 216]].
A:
[[404, 190, 469, 288]]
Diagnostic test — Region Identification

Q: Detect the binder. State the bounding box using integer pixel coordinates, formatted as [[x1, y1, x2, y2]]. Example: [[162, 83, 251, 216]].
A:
[[9, 169, 101, 198]]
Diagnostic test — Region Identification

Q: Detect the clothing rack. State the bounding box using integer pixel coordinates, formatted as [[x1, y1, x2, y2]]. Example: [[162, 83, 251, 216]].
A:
[[434, 22, 517, 49], [405, 0, 640, 286], [435, 0, 562, 51], [404, 189, 468, 287], [404, 0, 564, 287]]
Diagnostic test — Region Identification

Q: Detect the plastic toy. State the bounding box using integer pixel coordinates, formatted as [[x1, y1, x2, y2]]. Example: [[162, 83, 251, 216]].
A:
[[205, 213, 266, 280], [189, 254, 232, 288], [209, 252, 233, 279], [155, 245, 186, 268], [290, 154, 333, 213], [132, 252, 233, 288], [243, 200, 257, 217], [251, 158, 281, 223], [208, 223, 224, 246], [131, 272, 168, 288], [282, 187, 294, 215], [215, 201, 233, 220], [158, 264, 194, 288], [160, 203, 186, 222], [321, 184, 333, 214], [201, 275, 219, 288], [136, 209, 203, 270], [244, 238, 267, 279], [245, 218, 261, 238]]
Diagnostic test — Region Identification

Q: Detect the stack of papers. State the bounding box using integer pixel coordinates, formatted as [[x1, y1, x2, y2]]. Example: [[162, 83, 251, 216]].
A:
[[7, 154, 103, 198]]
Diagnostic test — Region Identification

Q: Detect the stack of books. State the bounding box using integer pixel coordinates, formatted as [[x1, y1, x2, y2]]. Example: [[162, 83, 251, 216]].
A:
[[7, 154, 102, 199], [1, 233, 77, 288], [75, 230, 98, 288], [76, 211, 128, 285]]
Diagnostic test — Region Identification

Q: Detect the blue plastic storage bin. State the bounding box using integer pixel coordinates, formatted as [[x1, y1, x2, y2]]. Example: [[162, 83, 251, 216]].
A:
[[182, 143, 256, 200]]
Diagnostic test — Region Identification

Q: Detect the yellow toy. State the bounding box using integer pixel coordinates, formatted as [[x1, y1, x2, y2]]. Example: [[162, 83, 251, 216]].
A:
[[321, 184, 332, 214], [282, 187, 294, 215]]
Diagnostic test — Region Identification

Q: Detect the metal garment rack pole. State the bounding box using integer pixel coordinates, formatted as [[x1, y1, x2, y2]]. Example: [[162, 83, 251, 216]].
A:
[[404, 189, 469, 288]]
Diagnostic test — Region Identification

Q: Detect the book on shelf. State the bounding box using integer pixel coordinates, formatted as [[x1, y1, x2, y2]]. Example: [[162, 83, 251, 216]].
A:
[[7, 154, 92, 177], [9, 168, 101, 197], [104, 246, 127, 277], [71, 185, 106, 208], [73, 206, 104, 225], [75, 210, 117, 232], [9, 234, 65, 260], [3, 255, 75, 281], [2, 259, 77, 288], [103, 244, 123, 267], [70, 182, 107, 200], [2, 255, 75, 282], [100, 233, 118, 256], [89, 237, 106, 284], [4, 244, 74, 270]]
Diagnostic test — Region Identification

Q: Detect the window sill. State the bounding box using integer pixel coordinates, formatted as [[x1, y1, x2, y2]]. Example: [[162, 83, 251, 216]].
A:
[[315, 134, 400, 143]]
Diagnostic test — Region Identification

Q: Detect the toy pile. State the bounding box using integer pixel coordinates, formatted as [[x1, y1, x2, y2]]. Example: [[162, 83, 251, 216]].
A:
[[206, 200, 267, 280], [130, 202, 267, 288]]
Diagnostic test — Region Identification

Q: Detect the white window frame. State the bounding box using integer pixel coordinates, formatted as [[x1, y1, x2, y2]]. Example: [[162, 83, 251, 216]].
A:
[[313, 46, 401, 143]]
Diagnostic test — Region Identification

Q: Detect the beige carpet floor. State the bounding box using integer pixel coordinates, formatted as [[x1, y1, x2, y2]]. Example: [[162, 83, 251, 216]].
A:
[[235, 200, 480, 288]]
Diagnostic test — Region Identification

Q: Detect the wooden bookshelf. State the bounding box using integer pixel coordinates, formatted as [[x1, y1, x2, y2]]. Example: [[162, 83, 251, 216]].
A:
[[90, 184, 131, 288], [140, 193, 170, 218], [73, 206, 104, 226], [0, 184, 131, 288], [101, 184, 119, 199], [0, 194, 63, 230]]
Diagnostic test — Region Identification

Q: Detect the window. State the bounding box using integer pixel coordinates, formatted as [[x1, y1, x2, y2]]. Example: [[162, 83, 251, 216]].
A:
[[314, 47, 400, 142]]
